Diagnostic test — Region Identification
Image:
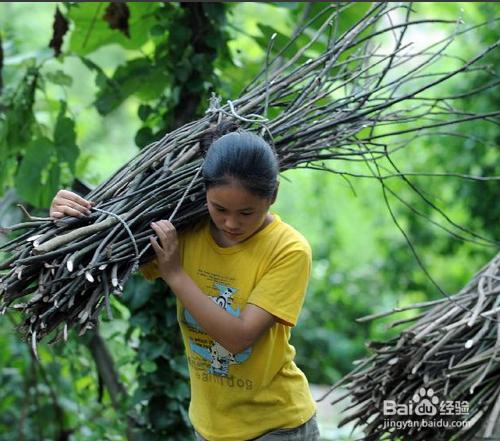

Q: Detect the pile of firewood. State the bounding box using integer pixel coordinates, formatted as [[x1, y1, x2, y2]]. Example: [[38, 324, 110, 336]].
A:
[[321, 254, 500, 440]]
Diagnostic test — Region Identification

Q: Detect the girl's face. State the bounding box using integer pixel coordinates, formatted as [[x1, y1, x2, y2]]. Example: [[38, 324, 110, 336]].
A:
[[206, 180, 275, 245]]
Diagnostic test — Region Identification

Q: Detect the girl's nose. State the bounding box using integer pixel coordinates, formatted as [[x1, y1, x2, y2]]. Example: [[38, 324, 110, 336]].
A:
[[224, 217, 239, 229]]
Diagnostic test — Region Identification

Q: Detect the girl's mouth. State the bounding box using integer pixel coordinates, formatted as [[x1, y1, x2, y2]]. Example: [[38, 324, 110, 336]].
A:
[[224, 230, 243, 237]]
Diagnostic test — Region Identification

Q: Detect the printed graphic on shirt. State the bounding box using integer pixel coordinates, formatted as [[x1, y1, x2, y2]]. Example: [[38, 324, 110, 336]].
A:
[[212, 283, 237, 309], [184, 282, 252, 377]]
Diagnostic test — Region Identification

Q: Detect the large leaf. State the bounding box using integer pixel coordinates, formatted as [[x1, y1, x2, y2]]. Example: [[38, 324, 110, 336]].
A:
[[0, 157, 17, 194], [1, 67, 37, 150], [53, 102, 79, 173], [45, 70, 73, 87], [15, 137, 59, 207], [68, 3, 157, 56], [94, 58, 168, 115], [79, 55, 113, 92], [255, 24, 305, 62]]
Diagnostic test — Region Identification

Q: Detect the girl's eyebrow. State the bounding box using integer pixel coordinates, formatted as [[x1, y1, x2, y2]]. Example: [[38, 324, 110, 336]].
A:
[[210, 201, 255, 211]]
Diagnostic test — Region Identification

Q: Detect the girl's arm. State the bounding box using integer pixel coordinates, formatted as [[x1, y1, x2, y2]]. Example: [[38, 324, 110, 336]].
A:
[[150, 220, 276, 354], [167, 271, 276, 354]]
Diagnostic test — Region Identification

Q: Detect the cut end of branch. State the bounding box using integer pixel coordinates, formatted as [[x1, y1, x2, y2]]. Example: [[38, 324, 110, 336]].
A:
[[85, 272, 95, 283]]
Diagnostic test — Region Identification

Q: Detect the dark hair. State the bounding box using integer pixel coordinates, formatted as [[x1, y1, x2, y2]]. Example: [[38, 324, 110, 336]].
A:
[[201, 122, 279, 199]]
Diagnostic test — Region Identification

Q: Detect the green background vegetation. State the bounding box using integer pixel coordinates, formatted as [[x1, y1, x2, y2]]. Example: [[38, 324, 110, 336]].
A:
[[0, 3, 498, 440]]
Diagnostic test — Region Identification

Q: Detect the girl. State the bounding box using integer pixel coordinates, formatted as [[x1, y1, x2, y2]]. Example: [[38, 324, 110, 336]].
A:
[[50, 126, 320, 441]]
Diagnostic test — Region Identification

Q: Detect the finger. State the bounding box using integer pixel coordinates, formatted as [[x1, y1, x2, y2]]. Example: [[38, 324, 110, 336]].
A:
[[152, 221, 168, 236], [149, 236, 163, 254], [155, 220, 176, 235], [58, 189, 90, 207], [58, 190, 93, 209], [57, 206, 86, 218], [151, 223, 169, 248], [55, 204, 87, 217], [154, 222, 177, 243], [161, 219, 175, 229], [150, 222, 164, 237], [152, 222, 175, 251], [63, 198, 90, 214], [58, 198, 91, 215], [51, 211, 64, 219]]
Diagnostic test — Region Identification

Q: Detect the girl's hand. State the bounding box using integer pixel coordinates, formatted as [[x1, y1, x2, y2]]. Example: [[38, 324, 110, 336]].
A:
[[150, 220, 182, 282], [50, 190, 93, 218]]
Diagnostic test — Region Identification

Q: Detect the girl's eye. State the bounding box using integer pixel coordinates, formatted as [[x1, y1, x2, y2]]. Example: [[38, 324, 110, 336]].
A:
[[241, 212, 253, 216], [216, 207, 226, 212]]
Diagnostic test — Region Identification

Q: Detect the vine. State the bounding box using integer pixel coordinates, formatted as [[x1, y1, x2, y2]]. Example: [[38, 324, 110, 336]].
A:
[[134, 3, 231, 147], [122, 3, 230, 439]]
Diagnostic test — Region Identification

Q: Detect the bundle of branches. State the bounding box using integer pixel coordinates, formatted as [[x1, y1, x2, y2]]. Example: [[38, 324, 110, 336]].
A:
[[0, 3, 499, 358], [323, 253, 500, 440]]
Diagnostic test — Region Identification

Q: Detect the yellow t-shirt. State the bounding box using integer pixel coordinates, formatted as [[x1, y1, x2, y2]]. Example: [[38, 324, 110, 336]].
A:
[[141, 213, 316, 441]]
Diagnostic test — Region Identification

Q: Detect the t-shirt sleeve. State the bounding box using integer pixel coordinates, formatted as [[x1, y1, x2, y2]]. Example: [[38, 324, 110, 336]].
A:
[[139, 259, 161, 281], [246, 248, 311, 327]]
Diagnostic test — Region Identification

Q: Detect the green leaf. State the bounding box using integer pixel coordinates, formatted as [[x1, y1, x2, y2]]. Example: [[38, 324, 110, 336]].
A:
[[122, 280, 153, 311], [94, 58, 168, 115], [138, 104, 153, 121], [135, 126, 154, 149], [79, 55, 110, 89], [166, 381, 189, 401], [255, 24, 305, 63], [142, 360, 157, 374], [139, 339, 170, 362], [68, 3, 157, 56], [131, 387, 154, 406], [168, 355, 189, 377], [2, 68, 37, 149], [164, 309, 177, 328], [15, 137, 59, 207], [45, 70, 73, 87], [168, 25, 191, 47], [130, 311, 157, 333], [149, 24, 165, 37], [54, 102, 79, 174], [0, 157, 17, 195], [135, 430, 162, 441], [202, 3, 227, 24], [147, 396, 176, 430]]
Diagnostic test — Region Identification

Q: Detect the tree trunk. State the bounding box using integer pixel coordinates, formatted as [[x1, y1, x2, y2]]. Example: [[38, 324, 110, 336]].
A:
[[86, 330, 139, 441]]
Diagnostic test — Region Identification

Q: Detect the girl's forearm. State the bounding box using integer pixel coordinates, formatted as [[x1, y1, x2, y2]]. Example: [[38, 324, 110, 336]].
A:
[[163, 270, 251, 354]]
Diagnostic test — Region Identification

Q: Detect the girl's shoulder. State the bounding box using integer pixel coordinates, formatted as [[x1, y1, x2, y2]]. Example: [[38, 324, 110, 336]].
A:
[[276, 222, 311, 254], [262, 214, 312, 257]]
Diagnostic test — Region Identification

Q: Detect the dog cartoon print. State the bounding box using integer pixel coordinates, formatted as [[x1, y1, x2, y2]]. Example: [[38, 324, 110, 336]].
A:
[[185, 283, 252, 376]]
